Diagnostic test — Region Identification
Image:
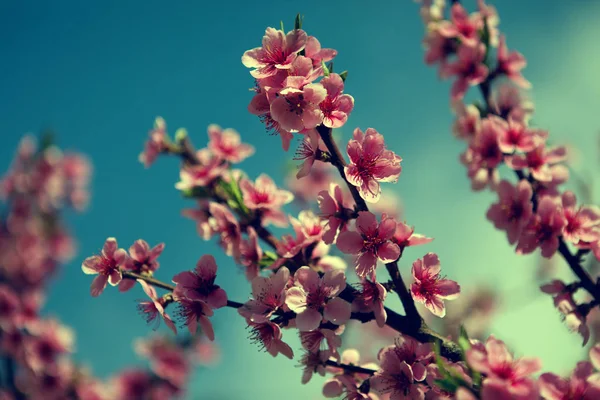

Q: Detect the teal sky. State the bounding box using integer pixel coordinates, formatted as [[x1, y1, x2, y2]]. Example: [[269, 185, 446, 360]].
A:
[[2, 1, 600, 398]]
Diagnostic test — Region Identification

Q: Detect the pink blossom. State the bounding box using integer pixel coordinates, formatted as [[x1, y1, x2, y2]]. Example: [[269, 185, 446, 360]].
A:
[[286, 267, 351, 331], [319, 73, 354, 128], [119, 239, 165, 292], [172, 254, 227, 310], [460, 117, 504, 191], [300, 350, 331, 384], [438, 3, 484, 46], [81, 237, 128, 297], [208, 202, 242, 259], [300, 328, 342, 358], [337, 212, 400, 279], [282, 55, 322, 88], [305, 36, 337, 68], [288, 162, 334, 204], [248, 89, 294, 151], [247, 320, 293, 359], [370, 347, 426, 400], [240, 173, 294, 213], [486, 180, 534, 244], [294, 129, 322, 178], [516, 197, 567, 258], [113, 369, 153, 400], [207, 124, 255, 163], [291, 210, 326, 246], [135, 337, 190, 387], [493, 83, 535, 122], [561, 191, 600, 245], [139, 117, 167, 168], [410, 253, 460, 318], [345, 128, 402, 203], [239, 227, 263, 280], [354, 279, 388, 327], [174, 149, 227, 190], [541, 280, 590, 345], [270, 83, 327, 132], [392, 222, 434, 251], [136, 280, 177, 334], [494, 116, 546, 154], [423, 28, 456, 67], [317, 183, 352, 244], [239, 267, 290, 322], [539, 361, 600, 400], [506, 145, 568, 183], [496, 35, 530, 89], [452, 102, 482, 142], [242, 27, 308, 78], [466, 335, 541, 400], [175, 297, 214, 340], [181, 201, 213, 240], [441, 43, 488, 100], [386, 335, 434, 382], [25, 320, 73, 372]]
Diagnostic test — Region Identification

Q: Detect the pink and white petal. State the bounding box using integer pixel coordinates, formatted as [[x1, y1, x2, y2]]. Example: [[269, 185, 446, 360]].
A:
[[422, 252, 441, 274], [377, 242, 400, 263], [137, 279, 157, 300], [90, 275, 109, 297], [199, 316, 215, 341], [207, 288, 228, 309], [118, 279, 136, 292], [196, 254, 218, 280], [102, 237, 118, 258], [436, 279, 461, 299], [163, 313, 178, 335], [294, 266, 320, 292], [295, 308, 323, 332], [81, 256, 100, 274], [322, 270, 347, 296], [356, 252, 378, 278], [108, 270, 122, 286], [285, 287, 308, 313], [324, 297, 351, 325], [335, 231, 364, 254], [425, 297, 446, 318]]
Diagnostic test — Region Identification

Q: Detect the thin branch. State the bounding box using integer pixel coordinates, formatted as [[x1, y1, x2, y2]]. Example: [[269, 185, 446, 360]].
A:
[[476, 67, 600, 305], [315, 125, 423, 325], [125, 269, 463, 361], [324, 359, 376, 375]]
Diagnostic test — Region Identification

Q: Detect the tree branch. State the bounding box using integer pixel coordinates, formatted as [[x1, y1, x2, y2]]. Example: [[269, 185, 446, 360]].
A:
[[124, 269, 463, 361]]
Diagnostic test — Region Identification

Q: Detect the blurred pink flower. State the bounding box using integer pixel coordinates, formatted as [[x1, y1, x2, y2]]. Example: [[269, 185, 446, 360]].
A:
[[207, 124, 254, 163], [411, 253, 460, 318], [345, 128, 402, 203], [81, 237, 128, 297]]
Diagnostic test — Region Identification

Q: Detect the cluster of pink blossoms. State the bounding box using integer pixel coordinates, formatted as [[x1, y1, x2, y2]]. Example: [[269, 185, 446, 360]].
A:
[[0, 137, 220, 399], [419, 0, 600, 345], [243, 26, 354, 152], [68, 4, 600, 400]]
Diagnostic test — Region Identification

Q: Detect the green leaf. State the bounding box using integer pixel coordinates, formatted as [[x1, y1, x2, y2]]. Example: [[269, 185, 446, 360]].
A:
[[294, 14, 302, 30], [339, 70, 348, 82], [280, 20, 284, 32], [321, 61, 330, 77], [175, 128, 188, 143], [434, 378, 459, 393], [326, 61, 334, 74], [458, 325, 471, 354]]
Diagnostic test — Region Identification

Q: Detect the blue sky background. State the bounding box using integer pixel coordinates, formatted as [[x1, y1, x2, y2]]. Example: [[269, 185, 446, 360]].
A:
[[2, 0, 600, 398]]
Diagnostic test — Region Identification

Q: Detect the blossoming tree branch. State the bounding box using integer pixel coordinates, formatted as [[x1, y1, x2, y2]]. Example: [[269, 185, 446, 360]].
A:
[[2, 1, 599, 399]]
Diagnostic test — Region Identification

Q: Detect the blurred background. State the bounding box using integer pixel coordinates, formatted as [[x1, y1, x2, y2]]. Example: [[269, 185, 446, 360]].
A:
[[1, 0, 600, 398]]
